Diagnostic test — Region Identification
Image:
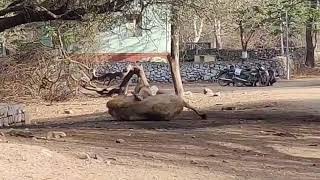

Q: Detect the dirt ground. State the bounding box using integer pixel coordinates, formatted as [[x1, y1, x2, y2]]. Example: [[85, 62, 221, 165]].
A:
[[1, 78, 320, 180]]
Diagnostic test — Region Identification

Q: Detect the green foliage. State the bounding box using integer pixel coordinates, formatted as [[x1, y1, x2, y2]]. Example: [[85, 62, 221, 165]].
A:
[[234, 3, 267, 30], [40, 21, 99, 52], [264, 0, 319, 35], [0, 0, 11, 8], [1, 0, 319, 51]]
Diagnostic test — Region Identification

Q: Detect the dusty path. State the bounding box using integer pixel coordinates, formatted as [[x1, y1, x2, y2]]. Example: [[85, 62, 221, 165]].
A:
[[1, 79, 320, 180]]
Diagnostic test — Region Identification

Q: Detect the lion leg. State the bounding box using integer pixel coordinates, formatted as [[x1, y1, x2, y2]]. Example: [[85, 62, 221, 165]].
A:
[[183, 101, 207, 119]]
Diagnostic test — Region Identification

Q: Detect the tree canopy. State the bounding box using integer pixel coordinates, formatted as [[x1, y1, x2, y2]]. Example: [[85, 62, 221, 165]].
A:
[[0, 0, 139, 32], [1, 0, 319, 66]]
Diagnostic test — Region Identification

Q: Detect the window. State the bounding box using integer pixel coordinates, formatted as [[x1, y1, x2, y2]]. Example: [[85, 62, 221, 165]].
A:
[[126, 14, 142, 37]]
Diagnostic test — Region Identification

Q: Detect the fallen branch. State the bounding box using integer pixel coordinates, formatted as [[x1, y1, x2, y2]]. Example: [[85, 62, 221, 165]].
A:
[[80, 64, 137, 96]]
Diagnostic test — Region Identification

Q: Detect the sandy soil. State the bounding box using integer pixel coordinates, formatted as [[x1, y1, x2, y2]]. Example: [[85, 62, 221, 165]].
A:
[[1, 78, 320, 180]]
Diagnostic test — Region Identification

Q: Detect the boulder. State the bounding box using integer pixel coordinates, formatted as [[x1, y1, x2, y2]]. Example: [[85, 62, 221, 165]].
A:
[[184, 91, 193, 96], [46, 131, 67, 139], [203, 88, 214, 95]]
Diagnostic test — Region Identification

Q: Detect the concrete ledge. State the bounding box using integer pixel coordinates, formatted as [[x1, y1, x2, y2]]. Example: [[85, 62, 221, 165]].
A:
[[0, 103, 30, 128]]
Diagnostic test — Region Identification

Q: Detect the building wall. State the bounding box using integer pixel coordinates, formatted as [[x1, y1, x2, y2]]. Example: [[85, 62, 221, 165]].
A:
[[74, 4, 171, 62]]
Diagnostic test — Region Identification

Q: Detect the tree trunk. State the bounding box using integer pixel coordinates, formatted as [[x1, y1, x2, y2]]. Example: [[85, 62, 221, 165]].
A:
[[305, 0, 318, 68], [193, 16, 204, 43], [213, 18, 222, 49], [239, 21, 248, 59], [239, 21, 245, 51], [305, 0, 317, 68], [212, 19, 218, 48], [315, 0, 319, 49], [169, 7, 184, 97], [280, 21, 285, 56], [306, 21, 315, 67]]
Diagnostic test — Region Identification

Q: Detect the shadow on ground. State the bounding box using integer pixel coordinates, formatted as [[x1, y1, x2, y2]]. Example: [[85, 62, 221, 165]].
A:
[[6, 99, 320, 180], [22, 99, 320, 131]]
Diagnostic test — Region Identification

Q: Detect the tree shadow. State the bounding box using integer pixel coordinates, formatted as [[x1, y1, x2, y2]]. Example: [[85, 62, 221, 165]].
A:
[[20, 99, 320, 131]]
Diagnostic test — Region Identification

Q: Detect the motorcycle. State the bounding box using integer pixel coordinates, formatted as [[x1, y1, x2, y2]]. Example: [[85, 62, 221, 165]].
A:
[[216, 64, 272, 87], [266, 68, 277, 86], [215, 65, 236, 86]]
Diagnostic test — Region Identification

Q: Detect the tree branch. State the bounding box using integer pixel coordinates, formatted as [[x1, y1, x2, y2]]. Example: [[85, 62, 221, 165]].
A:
[[0, 0, 135, 32], [34, 5, 72, 19], [0, 4, 24, 16]]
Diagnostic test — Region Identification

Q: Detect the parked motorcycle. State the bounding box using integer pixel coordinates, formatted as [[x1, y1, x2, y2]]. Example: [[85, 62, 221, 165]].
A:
[[216, 64, 273, 87], [215, 65, 236, 86], [266, 68, 277, 86]]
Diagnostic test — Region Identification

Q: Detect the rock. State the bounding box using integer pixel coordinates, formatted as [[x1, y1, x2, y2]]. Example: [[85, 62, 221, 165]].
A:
[[308, 144, 318, 147], [64, 110, 73, 114], [203, 88, 214, 95], [190, 160, 198, 164], [149, 85, 159, 96], [37, 136, 47, 140], [8, 129, 34, 138], [0, 132, 5, 136], [105, 160, 112, 165], [77, 152, 90, 160], [221, 107, 237, 111], [107, 157, 117, 161], [90, 154, 101, 160], [239, 119, 246, 124], [184, 91, 193, 96], [203, 75, 212, 81], [213, 92, 221, 97], [46, 131, 67, 139], [32, 137, 39, 141], [273, 132, 296, 138], [116, 139, 125, 143]]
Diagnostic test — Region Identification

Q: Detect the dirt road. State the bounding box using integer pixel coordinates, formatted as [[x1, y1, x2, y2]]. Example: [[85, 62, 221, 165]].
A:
[[1, 79, 320, 180]]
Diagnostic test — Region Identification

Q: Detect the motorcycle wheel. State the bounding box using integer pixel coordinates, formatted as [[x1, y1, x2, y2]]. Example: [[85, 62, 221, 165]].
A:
[[234, 80, 245, 87], [245, 82, 254, 87], [217, 73, 232, 86], [258, 75, 269, 87], [234, 74, 248, 87]]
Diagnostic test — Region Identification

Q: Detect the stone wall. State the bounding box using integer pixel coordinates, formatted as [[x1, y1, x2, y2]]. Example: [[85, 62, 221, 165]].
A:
[[88, 47, 304, 83], [183, 47, 305, 62], [96, 58, 284, 83], [0, 103, 30, 127]]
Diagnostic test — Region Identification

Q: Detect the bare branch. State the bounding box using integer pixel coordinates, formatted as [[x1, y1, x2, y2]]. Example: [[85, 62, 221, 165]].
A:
[[34, 5, 72, 19], [0, 4, 24, 16], [0, 0, 136, 32]]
